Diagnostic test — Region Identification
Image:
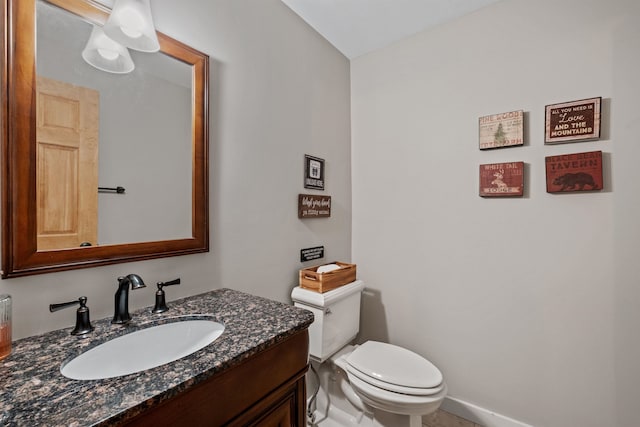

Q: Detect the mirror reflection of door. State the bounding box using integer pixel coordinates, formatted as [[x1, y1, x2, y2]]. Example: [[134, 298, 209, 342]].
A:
[[36, 75, 99, 250], [35, 0, 193, 249]]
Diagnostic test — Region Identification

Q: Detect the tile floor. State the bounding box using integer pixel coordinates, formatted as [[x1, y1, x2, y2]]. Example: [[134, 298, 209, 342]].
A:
[[423, 409, 483, 427]]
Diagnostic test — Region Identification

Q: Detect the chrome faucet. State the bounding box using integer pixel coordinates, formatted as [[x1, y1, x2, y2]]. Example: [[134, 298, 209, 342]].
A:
[[112, 274, 146, 324]]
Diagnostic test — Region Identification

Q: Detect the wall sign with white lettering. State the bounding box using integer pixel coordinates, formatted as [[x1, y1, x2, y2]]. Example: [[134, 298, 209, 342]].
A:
[[479, 162, 524, 197], [304, 155, 325, 190], [298, 194, 331, 218], [545, 97, 601, 144], [300, 246, 325, 262]]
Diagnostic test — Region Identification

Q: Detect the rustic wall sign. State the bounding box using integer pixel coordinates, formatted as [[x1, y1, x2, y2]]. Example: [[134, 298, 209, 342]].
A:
[[545, 151, 602, 193], [545, 97, 601, 144], [479, 110, 524, 150], [304, 155, 325, 190], [479, 162, 524, 197], [298, 194, 331, 218]]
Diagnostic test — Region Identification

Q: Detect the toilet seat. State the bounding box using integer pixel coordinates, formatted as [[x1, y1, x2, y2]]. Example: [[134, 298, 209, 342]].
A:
[[345, 341, 443, 396], [347, 366, 446, 396], [347, 372, 448, 416]]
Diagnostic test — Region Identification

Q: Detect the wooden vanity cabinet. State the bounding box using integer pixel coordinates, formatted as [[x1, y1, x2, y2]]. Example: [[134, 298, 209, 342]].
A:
[[123, 329, 309, 427]]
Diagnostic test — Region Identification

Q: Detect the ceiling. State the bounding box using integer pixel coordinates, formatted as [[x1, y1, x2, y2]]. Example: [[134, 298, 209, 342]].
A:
[[280, 0, 503, 59]]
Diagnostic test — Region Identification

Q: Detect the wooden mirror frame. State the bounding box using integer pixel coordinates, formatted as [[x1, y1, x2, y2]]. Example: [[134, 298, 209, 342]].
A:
[[1, 0, 209, 278]]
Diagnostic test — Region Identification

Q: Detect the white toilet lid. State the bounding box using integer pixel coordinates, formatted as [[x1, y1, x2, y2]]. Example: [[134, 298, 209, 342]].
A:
[[346, 341, 443, 390]]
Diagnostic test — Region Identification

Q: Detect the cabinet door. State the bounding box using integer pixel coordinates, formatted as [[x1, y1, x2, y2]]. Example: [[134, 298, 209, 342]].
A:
[[247, 394, 294, 427], [230, 376, 306, 427]]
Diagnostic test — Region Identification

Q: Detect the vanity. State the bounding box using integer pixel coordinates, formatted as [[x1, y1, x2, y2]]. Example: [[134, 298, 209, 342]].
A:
[[0, 289, 313, 426]]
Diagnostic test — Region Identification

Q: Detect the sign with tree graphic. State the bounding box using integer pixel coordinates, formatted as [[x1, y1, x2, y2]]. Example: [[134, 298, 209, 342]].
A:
[[479, 110, 524, 150]]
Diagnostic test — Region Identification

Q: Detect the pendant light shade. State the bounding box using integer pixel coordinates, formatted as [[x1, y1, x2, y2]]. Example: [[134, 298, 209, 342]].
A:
[[103, 0, 160, 53], [82, 25, 135, 74]]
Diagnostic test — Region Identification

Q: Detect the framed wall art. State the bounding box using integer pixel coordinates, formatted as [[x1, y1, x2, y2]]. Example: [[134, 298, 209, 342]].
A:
[[545, 151, 602, 193], [479, 110, 524, 150], [545, 97, 601, 144], [304, 155, 325, 190], [479, 162, 524, 197]]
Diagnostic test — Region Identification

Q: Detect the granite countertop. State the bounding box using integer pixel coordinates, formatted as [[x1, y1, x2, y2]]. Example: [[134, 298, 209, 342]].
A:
[[0, 288, 313, 426]]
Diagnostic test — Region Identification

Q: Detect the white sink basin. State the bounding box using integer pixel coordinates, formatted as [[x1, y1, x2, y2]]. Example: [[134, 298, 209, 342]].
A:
[[61, 318, 225, 380]]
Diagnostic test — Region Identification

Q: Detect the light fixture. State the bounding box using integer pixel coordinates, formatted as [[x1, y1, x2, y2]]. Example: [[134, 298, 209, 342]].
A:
[[103, 0, 160, 53], [82, 25, 135, 74]]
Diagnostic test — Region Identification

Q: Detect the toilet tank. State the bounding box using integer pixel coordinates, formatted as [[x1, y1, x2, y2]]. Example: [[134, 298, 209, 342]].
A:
[[291, 280, 364, 363]]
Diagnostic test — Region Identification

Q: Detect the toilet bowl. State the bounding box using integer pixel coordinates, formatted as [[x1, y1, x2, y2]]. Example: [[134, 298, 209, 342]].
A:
[[291, 280, 446, 426], [335, 342, 447, 417]]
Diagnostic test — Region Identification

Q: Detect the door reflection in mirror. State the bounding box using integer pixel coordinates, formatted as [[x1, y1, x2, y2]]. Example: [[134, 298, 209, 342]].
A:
[[36, 0, 193, 250]]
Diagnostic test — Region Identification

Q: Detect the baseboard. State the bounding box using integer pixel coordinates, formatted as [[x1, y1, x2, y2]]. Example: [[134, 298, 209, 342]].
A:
[[438, 396, 533, 427]]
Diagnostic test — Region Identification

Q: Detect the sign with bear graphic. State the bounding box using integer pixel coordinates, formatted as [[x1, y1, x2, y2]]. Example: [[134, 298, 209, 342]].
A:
[[545, 97, 601, 144], [479, 110, 524, 150], [545, 151, 603, 193], [479, 162, 524, 197]]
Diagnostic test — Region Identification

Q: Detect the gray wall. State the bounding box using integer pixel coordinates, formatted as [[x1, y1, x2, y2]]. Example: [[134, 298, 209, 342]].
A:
[[351, 0, 639, 426], [2, 0, 351, 339]]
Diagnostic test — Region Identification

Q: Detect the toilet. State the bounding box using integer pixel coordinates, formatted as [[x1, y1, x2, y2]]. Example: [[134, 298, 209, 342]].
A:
[[291, 280, 446, 427]]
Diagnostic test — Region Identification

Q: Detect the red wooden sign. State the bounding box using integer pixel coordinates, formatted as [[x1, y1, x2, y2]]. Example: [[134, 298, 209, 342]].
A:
[[545, 151, 602, 193], [479, 162, 524, 197]]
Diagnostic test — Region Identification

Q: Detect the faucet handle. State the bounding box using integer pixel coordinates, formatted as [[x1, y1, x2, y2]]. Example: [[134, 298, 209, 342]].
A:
[[152, 278, 181, 314], [50, 296, 94, 336], [158, 278, 181, 288]]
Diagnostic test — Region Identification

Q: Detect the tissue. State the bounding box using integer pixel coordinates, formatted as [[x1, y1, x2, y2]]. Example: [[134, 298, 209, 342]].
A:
[[316, 264, 342, 274]]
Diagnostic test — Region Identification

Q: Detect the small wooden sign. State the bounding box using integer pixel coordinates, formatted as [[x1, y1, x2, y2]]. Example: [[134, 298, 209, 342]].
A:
[[479, 162, 524, 197], [300, 246, 325, 262], [545, 151, 602, 193], [479, 110, 524, 150], [545, 97, 601, 144], [298, 194, 331, 218]]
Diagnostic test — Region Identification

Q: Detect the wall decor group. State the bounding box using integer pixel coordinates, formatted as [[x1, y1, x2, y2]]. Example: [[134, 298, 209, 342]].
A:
[[478, 96, 606, 197]]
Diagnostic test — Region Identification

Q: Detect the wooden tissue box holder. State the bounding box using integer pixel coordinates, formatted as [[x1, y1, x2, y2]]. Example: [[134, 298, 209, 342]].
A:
[[299, 262, 357, 293]]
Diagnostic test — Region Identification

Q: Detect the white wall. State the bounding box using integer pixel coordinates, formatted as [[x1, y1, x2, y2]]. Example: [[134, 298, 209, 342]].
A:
[[610, 3, 640, 426], [351, 0, 639, 426], [1, 0, 351, 340]]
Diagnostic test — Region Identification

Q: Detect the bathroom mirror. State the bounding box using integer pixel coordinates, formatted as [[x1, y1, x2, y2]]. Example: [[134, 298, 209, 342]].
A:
[[1, 0, 209, 278]]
